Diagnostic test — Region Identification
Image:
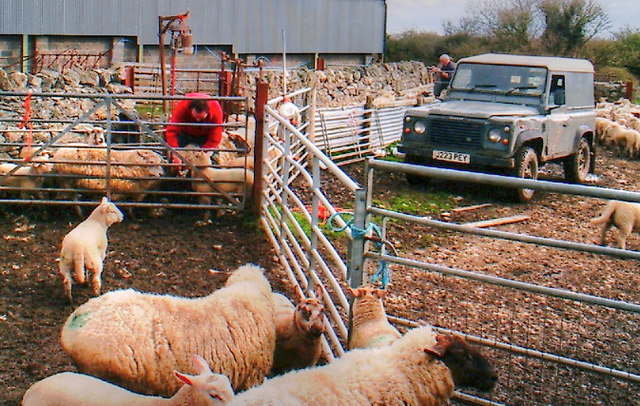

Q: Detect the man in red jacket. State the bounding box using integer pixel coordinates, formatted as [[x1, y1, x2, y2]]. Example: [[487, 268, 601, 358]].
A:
[[165, 92, 223, 165]]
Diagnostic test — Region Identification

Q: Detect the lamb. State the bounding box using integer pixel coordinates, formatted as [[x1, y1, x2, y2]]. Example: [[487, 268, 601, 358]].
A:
[[21, 354, 234, 406], [590, 200, 640, 249], [217, 325, 498, 405], [604, 124, 640, 157], [270, 284, 326, 376], [60, 263, 277, 397], [58, 196, 124, 303], [347, 285, 401, 350], [180, 149, 254, 224], [0, 154, 53, 199], [51, 146, 165, 211]]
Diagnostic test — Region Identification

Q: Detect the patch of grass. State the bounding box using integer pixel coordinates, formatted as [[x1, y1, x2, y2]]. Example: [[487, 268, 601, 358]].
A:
[[372, 189, 456, 217]]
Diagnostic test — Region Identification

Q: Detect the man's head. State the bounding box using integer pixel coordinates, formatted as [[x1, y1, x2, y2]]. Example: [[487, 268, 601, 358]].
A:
[[439, 54, 451, 64], [189, 99, 209, 122]]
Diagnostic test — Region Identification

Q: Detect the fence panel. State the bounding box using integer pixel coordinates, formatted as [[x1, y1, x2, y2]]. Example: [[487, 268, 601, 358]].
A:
[[0, 91, 252, 217], [361, 160, 640, 405]]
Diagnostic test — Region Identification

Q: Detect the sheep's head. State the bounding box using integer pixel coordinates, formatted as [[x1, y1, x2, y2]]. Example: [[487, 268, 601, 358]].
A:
[[293, 284, 326, 337], [89, 128, 106, 146], [174, 355, 235, 405], [98, 196, 124, 226], [424, 334, 498, 392], [348, 285, 387, 316], [181, 149, 213, 168], [30, 153, 54, 174]]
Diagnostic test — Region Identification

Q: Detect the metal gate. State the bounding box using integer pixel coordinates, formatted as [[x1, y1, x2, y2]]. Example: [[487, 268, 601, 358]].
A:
[[259, 90, 639, 405], [0, 91, 253, 216]]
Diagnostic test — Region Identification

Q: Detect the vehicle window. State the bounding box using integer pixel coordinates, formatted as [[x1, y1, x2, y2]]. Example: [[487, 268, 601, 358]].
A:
[[549, 75, 566, 106], [451, 63, 547, 95]]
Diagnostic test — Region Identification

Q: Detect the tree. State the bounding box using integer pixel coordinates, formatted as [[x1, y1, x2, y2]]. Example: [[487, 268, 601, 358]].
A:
[[613, 28, 640, 77], [539, 0, 610, 56]]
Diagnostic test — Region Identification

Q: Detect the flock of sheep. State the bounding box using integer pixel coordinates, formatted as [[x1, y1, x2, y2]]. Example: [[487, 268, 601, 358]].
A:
[[595, 98, 640, 158], [20, 195, 498, 405], [0, 120, 258, 224]]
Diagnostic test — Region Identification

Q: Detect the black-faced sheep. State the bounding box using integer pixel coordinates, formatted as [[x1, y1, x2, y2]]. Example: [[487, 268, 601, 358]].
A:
[[21, 354, 234, 406], [348, 285, 401, 350], [60, 263, 276, 397], [58, 196, 124, 303], [216, 325, 498, 405], [590, 200, 640, 249], [270, 284, 326, 376]]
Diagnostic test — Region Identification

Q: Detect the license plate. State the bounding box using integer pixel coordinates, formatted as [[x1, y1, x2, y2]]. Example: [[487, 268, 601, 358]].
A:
[[432, 150, 470, 164]]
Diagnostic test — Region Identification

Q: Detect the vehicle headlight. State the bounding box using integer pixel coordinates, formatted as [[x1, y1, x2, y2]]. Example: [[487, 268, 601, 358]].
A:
[[488, 128, 502, 143], [414, 121, 426, 134]]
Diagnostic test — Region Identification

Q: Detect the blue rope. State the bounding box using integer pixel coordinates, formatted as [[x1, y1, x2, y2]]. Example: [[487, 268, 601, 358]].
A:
[[327, 212, 391, 289]]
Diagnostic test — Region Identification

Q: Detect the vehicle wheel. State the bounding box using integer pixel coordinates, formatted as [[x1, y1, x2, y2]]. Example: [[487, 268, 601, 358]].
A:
[[511, 147, 538, 203], [564, 138, 591, 183], [404, 155, 429, 185]]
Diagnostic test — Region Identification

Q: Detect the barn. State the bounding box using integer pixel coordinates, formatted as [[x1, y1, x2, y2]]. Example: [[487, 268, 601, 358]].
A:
[[0, 0, 387, 72]]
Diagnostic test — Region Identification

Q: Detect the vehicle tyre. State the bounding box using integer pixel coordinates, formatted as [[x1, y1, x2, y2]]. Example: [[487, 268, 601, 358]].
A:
[[511, 147, 538, 203], [564, 137, 591, 183], [404, 155, 429, 185]]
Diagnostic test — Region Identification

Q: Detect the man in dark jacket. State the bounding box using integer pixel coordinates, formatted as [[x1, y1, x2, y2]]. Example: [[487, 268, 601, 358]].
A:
[[431, 54, 456, 98]]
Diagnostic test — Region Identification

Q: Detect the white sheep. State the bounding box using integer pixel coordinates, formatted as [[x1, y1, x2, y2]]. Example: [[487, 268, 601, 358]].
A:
[[0, 155, 53, 199], [347, 285, 401, 350], [21, 354, 234, 406], [58, 196, 124, 303], [270, 284, 326, 376], [51, 146, 165, 214], [60, 263, 277, 397], [590, 200, 640, 249], [218, 325, 498, 405], [180, 149, 254, 224]]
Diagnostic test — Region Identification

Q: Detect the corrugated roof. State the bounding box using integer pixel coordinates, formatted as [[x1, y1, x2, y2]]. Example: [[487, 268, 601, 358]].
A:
[[459, 53, 594, 73], [1, 0, 386, 54]]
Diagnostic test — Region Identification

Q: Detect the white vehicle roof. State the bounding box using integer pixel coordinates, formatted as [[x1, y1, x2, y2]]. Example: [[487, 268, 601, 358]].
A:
[[458, 53, 594, 73]]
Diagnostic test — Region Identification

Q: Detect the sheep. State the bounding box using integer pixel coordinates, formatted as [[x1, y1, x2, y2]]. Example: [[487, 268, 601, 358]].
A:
[[180, 149, 254, 224], [270, 284, 326, 376], [0, 154, 53, 199], [604, 124, 640, 157], [58, 196, 124, 303], [60, 263, 277, 397], [21, 354, 234, 406], [590, 200, 640, 249], [51, 146, 165, 216], [217, 325, 498, 406], [347, 285, 401, 350]]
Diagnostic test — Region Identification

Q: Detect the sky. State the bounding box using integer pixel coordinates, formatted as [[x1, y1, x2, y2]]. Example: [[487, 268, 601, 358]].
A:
[[386, 0, 640, 37]]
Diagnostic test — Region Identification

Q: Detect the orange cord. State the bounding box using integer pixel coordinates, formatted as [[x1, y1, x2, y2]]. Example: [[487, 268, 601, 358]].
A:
[[18, 92, 33, 162]]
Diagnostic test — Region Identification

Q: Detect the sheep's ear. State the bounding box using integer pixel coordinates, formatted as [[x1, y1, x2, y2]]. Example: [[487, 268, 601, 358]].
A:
[[347, 287, 360, 298], [375, 288, 387, 298], [313, 283, 323, 299], [192, 354, 212, 374], [101, 196, 108, 204], [424, 334, 451, 359], [294, 285, 305, 302], [174, 371, 194, 386]]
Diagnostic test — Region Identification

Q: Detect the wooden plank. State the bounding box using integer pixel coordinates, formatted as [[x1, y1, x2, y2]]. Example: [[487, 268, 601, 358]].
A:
[[451, 203, 492, 214], [463, 214, 530, 228]]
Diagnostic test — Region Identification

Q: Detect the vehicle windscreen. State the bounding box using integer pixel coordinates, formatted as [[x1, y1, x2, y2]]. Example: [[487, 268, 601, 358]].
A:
[[451, 63, 547, 96]]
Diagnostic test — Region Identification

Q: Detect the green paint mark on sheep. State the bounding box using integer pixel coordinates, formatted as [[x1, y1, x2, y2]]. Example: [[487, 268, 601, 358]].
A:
[[68, 312, 90, 329]]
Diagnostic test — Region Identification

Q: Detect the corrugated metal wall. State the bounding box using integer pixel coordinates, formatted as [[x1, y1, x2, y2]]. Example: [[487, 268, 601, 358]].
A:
[[0, 0, 385, 54]]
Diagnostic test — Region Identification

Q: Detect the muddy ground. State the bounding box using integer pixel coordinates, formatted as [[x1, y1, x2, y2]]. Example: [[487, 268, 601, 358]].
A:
[[1, 145, 639, 405]]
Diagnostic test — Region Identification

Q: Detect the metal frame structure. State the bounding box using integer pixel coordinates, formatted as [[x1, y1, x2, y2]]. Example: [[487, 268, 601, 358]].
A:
[[259, 92, 638, 404], [0, 91, 252, 214]]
